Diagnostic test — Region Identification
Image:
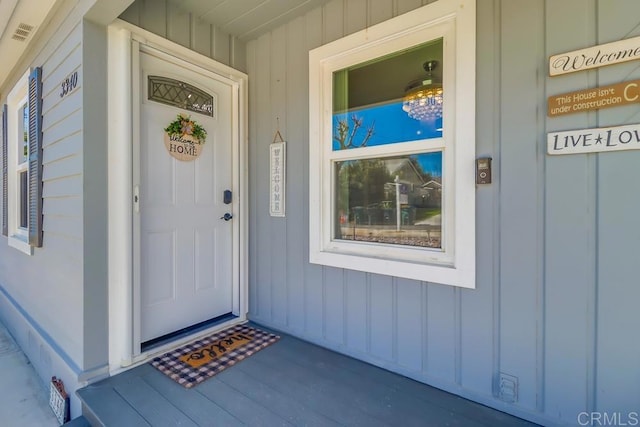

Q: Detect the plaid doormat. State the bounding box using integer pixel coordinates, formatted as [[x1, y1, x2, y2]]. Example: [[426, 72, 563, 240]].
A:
[[150, 324, 280, 388]]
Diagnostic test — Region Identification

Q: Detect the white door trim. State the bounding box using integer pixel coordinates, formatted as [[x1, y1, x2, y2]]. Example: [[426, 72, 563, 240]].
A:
[[107, 19, 249, 372]]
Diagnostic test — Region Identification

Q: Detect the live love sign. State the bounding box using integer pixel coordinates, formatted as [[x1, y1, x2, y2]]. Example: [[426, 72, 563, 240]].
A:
[[547, 123, 640, 155]]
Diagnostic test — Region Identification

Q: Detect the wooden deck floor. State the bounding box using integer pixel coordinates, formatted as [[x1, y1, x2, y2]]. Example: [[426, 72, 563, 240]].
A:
[[77, 324, 537, 426]]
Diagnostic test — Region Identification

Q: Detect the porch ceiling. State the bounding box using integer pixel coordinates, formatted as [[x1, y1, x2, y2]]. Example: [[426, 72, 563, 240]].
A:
[[172, 0, 331, 41], [0, 0, 59, 89]]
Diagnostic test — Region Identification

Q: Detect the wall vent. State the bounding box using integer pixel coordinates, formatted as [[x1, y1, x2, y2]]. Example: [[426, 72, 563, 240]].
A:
[[11, 23, 35, 42], [498, 372, 519, 403]]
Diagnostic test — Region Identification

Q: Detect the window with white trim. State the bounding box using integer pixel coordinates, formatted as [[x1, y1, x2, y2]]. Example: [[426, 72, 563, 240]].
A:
[[3, 67, 44, 254], [309, 0, 476, 287]]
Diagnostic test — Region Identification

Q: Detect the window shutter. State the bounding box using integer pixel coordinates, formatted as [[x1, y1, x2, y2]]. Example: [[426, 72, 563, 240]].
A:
[[1, 104, 7, 236], [28, 67, 43, 247]]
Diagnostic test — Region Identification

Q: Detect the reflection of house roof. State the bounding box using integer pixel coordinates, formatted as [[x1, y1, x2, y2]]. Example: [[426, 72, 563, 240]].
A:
[[384, 158, 406, 175], [422, 180, 442, 189], [383, 158, 425, 185]]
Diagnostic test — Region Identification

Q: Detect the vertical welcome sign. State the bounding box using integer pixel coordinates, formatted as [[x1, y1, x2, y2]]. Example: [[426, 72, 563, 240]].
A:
[[270, 141, 286, 217]]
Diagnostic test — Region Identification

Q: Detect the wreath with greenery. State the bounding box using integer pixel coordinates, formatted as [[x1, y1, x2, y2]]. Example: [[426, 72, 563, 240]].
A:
[[164, 114, 207, 144]]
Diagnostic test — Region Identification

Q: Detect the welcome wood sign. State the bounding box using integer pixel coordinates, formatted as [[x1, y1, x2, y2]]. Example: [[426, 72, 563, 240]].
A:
[[549, 35, 640, 76]]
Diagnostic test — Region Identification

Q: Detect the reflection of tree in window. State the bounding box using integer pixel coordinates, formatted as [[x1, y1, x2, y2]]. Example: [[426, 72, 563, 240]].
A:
[[338, 159, 390, 214], [333, 114, 375, 239], [333, 115, 374, 150], [335, 153, 442, 248]]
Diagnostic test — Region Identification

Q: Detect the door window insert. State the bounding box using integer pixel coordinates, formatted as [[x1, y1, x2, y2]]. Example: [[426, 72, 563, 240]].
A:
[[148, 75, 214, 117]]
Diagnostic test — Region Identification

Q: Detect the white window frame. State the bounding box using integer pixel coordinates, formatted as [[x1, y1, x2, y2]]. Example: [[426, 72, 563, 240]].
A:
[[309, 0, 475, 288], [6, 69, 33, 255]]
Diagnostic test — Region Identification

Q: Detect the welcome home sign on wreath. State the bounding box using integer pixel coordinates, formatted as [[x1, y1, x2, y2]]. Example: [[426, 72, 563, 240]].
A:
[[164, 114, 207, 161]]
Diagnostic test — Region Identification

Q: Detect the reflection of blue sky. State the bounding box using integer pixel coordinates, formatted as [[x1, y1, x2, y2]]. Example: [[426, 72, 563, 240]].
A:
[[413, 152, 442, 177], [333, 100, 442, 150], [333, 100, 442, 178]]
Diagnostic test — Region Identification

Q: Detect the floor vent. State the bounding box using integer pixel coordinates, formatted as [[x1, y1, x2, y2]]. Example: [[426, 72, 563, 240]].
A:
[[12, 23, 34, 42]]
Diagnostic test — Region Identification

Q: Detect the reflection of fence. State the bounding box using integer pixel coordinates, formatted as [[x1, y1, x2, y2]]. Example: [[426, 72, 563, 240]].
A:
[[338, 223, 441, 248], [351, 205, 416, 225]]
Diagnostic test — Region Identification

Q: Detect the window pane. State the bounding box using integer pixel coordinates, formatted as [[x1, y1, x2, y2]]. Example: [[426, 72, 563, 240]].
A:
[[334, 152, 442, 249], [19, 171, 28, 229], [332, 39, 443, 150], [20, 103, 28, 163]]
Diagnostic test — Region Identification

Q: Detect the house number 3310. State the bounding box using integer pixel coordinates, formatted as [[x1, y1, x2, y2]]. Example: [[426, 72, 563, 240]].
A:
[[60, 71, 78, 98]]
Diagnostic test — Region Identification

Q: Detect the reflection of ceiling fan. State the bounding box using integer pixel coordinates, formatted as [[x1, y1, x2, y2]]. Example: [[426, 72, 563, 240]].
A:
[[402, 60, 443, 121]]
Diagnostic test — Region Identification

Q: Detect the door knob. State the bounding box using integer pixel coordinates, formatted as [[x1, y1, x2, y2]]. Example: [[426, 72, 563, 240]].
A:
[[220, 213, 233, 221]]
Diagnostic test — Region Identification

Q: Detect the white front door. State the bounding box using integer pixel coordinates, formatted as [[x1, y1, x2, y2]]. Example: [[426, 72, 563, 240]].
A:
[[138, 48, 235, 343]]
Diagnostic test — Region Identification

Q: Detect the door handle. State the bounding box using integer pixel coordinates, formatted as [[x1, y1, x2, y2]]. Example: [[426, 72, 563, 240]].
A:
[[220, 213, 233, 221], [134, 185, 140, 213]]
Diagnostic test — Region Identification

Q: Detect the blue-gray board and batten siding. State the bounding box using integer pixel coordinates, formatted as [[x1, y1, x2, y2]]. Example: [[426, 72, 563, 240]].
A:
[[121, 0, 640, 425], [77, 323, 536, 426]]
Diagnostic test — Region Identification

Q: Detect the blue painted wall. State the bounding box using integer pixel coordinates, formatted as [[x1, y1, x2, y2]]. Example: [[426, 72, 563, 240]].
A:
[[119, 0, 640, 424], [244, 0, 640, 425]]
